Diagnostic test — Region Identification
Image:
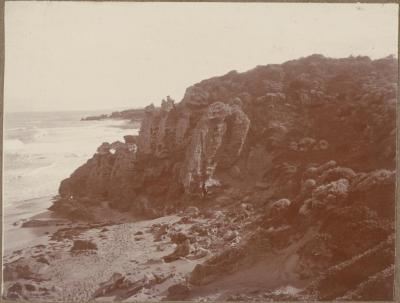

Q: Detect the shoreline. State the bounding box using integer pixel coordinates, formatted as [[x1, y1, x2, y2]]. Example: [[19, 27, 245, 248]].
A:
[[3, 196, 274, 301], [3, 196, 60, 228], [2, 206, 217, 301], [3, 204, 70, 256]]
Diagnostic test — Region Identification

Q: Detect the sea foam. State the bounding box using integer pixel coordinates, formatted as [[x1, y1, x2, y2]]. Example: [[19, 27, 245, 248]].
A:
[[3, 112, 138, 211]]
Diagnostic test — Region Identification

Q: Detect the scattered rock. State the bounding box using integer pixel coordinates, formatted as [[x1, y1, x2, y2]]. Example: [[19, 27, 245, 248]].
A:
[[152, 224, 170, 242], [163, 239, 191, 263], [3, 262, 41, 282], [35, 256, 50, 265], [94, 272, 166, 300], [271, 198, 291, 210], [169, 232, 189, 244], [93, 273, 125, 298], [190, 247, 245, 285], [166, 283, 190, 300], [70, 240, 98, 252], [187, 247, 210, 260], [24, 284, 36, 292], [7, 283, 24, 299]]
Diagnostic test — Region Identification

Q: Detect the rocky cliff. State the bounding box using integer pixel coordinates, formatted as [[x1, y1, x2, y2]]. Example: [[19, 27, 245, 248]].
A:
[[50, 54, 397, 300]]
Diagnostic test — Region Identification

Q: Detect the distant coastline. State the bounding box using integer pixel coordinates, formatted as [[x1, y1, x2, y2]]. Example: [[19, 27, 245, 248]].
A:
[[81, 108, 145, 122]]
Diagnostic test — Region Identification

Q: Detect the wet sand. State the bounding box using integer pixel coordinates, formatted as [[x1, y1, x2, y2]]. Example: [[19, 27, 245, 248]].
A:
[[3, 197, 67, 255]]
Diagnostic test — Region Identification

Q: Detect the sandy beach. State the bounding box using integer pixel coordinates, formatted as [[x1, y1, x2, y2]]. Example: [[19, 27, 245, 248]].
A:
[[3, 206, 237, 301]]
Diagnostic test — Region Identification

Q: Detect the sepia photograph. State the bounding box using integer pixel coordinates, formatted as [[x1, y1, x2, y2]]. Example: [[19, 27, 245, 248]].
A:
[[2, 1, 399, 302]]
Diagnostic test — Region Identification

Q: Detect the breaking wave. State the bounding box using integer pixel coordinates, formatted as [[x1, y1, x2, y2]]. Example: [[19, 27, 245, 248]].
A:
[[3, 111, 138, 208]]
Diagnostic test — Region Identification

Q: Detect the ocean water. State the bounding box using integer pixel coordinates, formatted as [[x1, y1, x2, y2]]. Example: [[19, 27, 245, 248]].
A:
[[3, 111, 139, 230]]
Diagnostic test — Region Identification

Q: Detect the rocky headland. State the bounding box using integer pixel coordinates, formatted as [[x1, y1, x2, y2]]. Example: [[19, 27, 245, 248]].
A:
[[81, 108, 146, 122], [3, 55, 397, 301]]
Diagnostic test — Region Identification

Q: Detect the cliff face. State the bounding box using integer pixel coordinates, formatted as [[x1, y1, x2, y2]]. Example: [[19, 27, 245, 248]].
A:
[[55, 55, 396, 216], [51, 55, 396, 299], [51, 136, 138, 217]]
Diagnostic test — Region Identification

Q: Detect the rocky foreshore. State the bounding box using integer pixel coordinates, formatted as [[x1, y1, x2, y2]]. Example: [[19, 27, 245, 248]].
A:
[[3, 54, 397, 301]]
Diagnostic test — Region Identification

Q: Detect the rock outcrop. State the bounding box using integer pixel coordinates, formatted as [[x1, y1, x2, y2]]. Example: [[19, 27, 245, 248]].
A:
[[179, 101, 250, 194], [56, 55, 396, 217], [50, 136, 138, 217], [51, 54, 396, 300]]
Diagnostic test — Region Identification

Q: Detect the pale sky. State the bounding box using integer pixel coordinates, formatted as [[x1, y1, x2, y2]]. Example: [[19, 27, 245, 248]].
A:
[[4, 2, 398, 112]]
